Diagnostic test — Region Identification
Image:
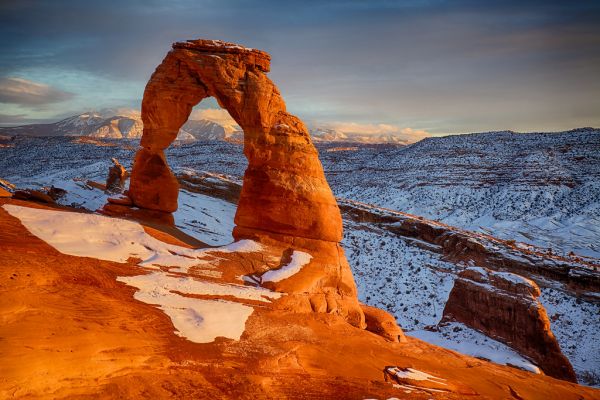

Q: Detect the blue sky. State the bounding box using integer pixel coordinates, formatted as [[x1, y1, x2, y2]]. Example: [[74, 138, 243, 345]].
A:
[[0, 0, 599, 135]]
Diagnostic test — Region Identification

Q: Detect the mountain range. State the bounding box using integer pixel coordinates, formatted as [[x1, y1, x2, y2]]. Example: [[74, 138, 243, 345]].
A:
[[0, 111, 425, 144]]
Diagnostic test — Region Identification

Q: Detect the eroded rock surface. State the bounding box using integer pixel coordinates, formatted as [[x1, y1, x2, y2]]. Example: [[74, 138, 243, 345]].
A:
[[2, 199, 598, 399], [442, 267, 577, 382]]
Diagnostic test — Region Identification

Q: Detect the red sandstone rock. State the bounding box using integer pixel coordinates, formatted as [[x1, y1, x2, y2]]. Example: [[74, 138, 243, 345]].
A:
[[86, 180, 106, 191], [128, 39, 342, 242], [106, 158, 128, 193], [129, 148, 179, 213], [235, 227, 365, 329], [47, 186, 67, 201], [442, 267, 577, 382], [126, 39, 358, 325], [12, 189, 55, 204], [107, 194, 133, 206], [0, 187, 11, 198], [100, 202, 175, 226], [361, 304, 406, 343]]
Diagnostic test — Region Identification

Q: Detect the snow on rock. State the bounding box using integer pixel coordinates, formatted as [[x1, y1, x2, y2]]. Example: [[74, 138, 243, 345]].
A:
[[3, 204, 167, 263], [124, 284, 254, 343], [492, 270, 537, 288], [261, 251, 312, 283], [386, 367, 446, 384], [2, 204, 274, 344], [216, 239, 263, 253], [117, 272, 281, 304]]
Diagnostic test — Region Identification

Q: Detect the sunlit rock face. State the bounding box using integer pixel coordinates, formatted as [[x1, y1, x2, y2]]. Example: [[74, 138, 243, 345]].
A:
[[442, 267, 577, 382], [127, 39, 365, 328], [129, 39, 342, 242]]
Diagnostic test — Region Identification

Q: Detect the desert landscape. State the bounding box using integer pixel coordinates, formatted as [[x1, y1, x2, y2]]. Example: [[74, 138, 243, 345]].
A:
[[1, 1, 599, 399]]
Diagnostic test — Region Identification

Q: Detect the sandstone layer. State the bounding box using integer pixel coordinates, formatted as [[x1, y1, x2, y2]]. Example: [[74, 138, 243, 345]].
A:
[[442, 267, 577, 382]]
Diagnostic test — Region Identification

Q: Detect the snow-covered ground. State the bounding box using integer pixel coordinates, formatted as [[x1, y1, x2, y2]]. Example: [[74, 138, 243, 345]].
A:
[[5, 130, 600, 260], [322, 129, 600, 258], [175, 190, 236, 245]]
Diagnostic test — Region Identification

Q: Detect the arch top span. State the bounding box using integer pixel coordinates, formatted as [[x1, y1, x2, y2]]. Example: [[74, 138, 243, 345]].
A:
[[128, 38, 343, 243], [173, 39, 271, 72]]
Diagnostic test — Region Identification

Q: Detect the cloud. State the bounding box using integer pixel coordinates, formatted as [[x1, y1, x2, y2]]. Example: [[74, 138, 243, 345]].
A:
[[0, 77, 74, 106], [0, 112, 27, 125], [190, 108, 239, 128], [323, 122, 430, 142]]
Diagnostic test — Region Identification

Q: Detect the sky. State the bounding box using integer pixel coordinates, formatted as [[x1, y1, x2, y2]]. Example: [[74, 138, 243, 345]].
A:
[[0, 0, 599, 136]]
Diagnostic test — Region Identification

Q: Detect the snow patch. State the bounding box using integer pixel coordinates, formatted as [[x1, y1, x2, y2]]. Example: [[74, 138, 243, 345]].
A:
[[126, 283, 254, 343], [386, 367, 446, 384], [118, 272, 281, 304], [261, 251, 312, 283]]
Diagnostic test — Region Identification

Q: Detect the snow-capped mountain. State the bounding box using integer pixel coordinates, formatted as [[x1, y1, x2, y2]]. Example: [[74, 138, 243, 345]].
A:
[[1, 111, 427, 144], [0, 111, 144, 139], [310, 128, 350, 142], [0, 111, 242, 141], [311, 128, 419, 144], [178, 119, 241, 141]]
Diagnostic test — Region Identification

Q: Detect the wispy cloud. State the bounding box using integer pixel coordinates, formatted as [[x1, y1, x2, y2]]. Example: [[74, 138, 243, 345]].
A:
[[0, 77, 73, 107], [321, 121, 430, 142]]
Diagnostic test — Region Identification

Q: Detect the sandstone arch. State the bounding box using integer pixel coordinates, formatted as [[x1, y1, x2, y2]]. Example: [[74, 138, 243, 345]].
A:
[[128, 39, 342, 243], [124, 39, 378, 330]]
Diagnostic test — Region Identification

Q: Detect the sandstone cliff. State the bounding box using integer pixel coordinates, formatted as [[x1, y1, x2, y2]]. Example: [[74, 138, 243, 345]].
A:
[[442, 267, 577, 382]]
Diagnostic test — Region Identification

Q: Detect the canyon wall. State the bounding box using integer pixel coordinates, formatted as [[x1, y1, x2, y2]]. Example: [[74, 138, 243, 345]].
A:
[[442, 267, 577, 382]]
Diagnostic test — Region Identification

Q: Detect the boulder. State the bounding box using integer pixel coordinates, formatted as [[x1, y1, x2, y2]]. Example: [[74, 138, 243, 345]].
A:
[[361, 304, 406, 343], [12, 189, 55, 204]]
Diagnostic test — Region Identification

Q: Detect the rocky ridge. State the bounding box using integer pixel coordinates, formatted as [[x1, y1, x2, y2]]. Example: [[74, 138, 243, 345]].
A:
[[442, 267, 577, 382]]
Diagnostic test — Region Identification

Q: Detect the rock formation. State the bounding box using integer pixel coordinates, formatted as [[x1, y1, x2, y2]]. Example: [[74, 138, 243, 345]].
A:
[[361, 304, 407, 343], [128, 39, 342, 243], [442, 267, 577, 382], [12, 189, 55, 204], [105, 158, 127, 193], [123, 39, 369, 329]]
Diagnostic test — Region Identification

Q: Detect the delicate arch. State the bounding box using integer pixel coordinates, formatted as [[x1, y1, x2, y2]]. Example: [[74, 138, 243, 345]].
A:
[[128, 39, 343, 242]]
